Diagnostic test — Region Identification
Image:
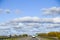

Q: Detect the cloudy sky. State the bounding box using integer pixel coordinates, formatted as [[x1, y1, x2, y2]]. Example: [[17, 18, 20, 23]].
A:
[[0, 0, 60, 36]]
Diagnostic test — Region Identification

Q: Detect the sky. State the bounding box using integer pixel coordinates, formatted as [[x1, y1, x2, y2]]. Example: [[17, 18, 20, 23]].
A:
[[0, 0, 60, 22], [0, 0, 60, 36]]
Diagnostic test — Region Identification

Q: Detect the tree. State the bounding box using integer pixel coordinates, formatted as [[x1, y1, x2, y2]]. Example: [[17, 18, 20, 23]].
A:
[[36, 33, 48, 37], [48, 32, 60, 37], [22, 34, 28, 37]]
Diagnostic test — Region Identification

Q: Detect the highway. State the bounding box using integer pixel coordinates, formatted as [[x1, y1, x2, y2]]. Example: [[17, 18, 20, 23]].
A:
[[30, 37, 39, 40]]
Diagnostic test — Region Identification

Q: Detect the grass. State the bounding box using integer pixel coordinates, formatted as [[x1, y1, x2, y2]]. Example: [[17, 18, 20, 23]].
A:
[[0, 37, 20, 40], [37, 37, 58, 40], [0, 36, 30, 40]]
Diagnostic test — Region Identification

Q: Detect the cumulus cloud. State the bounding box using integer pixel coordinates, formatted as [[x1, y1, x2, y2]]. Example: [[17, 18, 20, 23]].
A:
[[10, 16, 40, 23], [42, 7, 60, 15], [0, 16, 60, 27], [0, 16, 60, 36], [5, 9, 11, 13], [10, 16, 53, 23], [53, 17, 60, 23], [45, 24, 60, 28]]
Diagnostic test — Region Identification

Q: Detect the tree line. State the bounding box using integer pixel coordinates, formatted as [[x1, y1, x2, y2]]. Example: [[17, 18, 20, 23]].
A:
[[36, 32, 60, 39]]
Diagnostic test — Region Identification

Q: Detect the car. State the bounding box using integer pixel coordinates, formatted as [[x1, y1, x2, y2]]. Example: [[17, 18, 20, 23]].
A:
[[32, 36, 35, 38]]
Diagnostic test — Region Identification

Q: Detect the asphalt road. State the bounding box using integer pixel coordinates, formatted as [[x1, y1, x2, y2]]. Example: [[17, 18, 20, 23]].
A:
[[30, 37, 39, 40], [17, 37, 39, 40]]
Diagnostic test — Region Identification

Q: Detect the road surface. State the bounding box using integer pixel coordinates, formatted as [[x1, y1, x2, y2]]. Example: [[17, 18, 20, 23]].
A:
[[17, 37, 40, 40], [30, 37, 39, 40]]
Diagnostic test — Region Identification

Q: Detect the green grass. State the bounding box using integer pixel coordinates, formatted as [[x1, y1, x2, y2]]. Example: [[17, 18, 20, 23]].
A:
[[0, 38, 18, 40], [0, 36, 30, 40]]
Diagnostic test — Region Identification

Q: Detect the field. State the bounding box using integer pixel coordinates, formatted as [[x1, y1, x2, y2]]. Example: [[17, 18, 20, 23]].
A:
[[0, 36, 31, 40]]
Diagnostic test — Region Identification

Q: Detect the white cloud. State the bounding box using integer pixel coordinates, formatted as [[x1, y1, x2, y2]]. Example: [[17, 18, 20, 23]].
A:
[[0, 17, 60, 36], [10, 16, 41, 23], [53, 17, 60, 23], [5, 9, 11, 13], [10, 16, 53, 23], [40, 18, 53, 23], [45, 24, 60, 28], [42, 7, 60, 15]]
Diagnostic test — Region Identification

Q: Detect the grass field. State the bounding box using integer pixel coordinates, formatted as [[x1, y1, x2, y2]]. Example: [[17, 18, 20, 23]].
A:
[[0, 36, 32, 40]]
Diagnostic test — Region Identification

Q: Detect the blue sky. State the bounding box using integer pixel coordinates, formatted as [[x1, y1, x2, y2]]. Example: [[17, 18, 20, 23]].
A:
[[0, 0, 60, 22], [0, 0, 60, 36]]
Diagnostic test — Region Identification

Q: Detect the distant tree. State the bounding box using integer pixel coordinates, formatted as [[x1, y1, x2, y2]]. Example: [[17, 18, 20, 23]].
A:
[[22, 34, 28, 37], [48, 32, 60, 37], [36, 32, 60, 37], [19, 35, 22, 37], [57, 35, 60, 39], [9, 35, 11, 38], [36, 33, 48, 37], [12, 34, 17, 37]]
